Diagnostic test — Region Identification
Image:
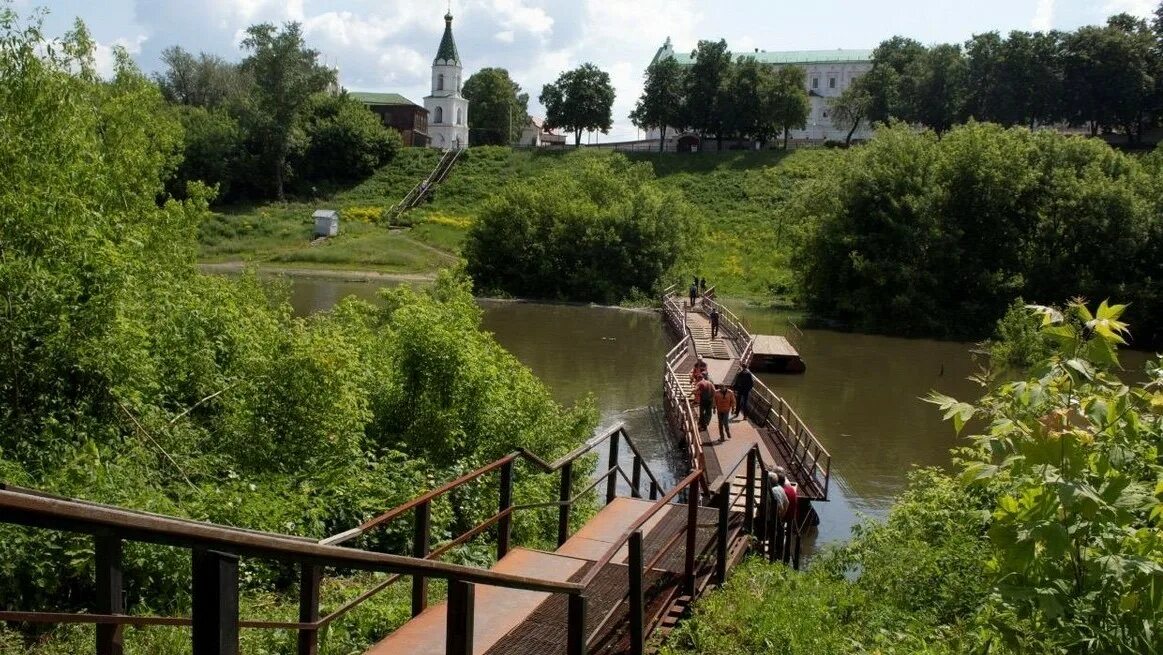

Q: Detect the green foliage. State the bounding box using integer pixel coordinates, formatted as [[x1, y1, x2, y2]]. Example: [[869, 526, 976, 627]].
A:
[[682, 39, 732, 143], [462, 67, 529, 146], [539, 63, 616, 146], [167, 104, 242, 199], [463, 154, 703, 303], [630, 56, 686, 150], [793, 122, 1163, 343], [296, 92, 401, 184], [985, 299, 1056, 373]]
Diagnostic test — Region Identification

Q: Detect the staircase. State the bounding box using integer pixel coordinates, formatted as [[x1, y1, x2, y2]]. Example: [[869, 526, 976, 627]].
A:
[[386, 147, 462, 223]]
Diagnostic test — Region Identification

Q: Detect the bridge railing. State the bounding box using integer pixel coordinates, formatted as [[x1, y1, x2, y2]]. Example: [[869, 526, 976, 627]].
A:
[[700, 295, 755, 366], [0, 422, 665, 655], [745, 378, 831, 501]]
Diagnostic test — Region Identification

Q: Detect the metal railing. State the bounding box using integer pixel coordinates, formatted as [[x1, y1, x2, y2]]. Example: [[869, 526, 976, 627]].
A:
[[0, 422, 666, 655], [385, 147, 462, 222], [745, 378, 831, 501], [700, 295, 755, 367]]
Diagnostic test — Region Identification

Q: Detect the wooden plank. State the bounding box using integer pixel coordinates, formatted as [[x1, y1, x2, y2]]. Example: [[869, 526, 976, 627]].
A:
[[751, 335, 798, 358]]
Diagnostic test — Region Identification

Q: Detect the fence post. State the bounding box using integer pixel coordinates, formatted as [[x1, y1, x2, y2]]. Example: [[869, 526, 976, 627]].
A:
[[191, 549, 240, 655], [446, 580, 475, 655], [567, 594, 587, 655], [497, 459, 514, 560], [628, 531, 645, 655], [716, 481, 730, 585], [650, 480, 659, 501], [793, 518, 802, 571], [631, 456, 642, 499], [772, 509, 783, 564], [297, 565, 321, 655], [605, 430, 620, 503], [744, 448, 756, 535], [683, 479, 699, 597], [95, 534, 123, 655], [558, 461, 573, 547], [412, 501, 430, 617]]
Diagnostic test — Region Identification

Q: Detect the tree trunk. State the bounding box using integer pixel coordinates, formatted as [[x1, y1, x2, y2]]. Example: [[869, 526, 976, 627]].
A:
[[783, 127, 789, 150], [659, 125, 667, 153], [574, 128, 582, 146], [845, 117, 861, 146], [274, 150, 285, 201]]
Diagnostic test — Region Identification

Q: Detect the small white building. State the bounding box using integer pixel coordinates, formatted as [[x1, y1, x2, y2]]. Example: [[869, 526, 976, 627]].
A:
[[648, 38, 874, 143], [519, 116, 567, 147], [424, 12, 470, 150], [313, 209, 339, 238]]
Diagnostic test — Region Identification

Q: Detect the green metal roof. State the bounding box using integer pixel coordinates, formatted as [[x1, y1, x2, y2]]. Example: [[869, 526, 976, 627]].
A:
[[660, 44, 872, 66], [349, 92, 419, 107], [434, 13, 460, 65]]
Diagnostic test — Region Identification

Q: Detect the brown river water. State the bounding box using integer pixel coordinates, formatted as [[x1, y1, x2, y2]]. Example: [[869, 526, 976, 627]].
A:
[[281, 276, 1151, 549]]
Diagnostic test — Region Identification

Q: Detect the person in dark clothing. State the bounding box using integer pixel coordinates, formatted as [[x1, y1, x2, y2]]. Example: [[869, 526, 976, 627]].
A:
[[710, 307, 720, 339], [695, 373, 715, 431], [688, 282, 698, 308], [699, 278, 707, 293], [733, 363, 754, 419]]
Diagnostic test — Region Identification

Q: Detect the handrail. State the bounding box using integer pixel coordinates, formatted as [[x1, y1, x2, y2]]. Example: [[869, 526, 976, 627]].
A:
[[0, 488, 580, 596], [749, 377, 831, 500]]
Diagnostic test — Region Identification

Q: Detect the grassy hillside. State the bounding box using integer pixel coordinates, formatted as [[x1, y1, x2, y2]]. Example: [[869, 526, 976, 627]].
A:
[[200, 146, 836, 298]]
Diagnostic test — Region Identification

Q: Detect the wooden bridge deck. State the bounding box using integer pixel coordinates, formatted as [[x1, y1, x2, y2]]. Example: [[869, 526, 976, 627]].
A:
[[365, 498, 744, 655]]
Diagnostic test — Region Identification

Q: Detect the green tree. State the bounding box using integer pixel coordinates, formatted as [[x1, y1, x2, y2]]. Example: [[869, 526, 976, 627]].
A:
[[464, 154, 703, 303], [154, 45, 249, 109], [1063, 18, 1157, 142], [911, 43, 967, 134], [168, 105, 241, 200], [539, 63, 615, 146], [829, 79, 872, 145], [682, 39, 732, 148], [295, 92, 400, 185], [630, 56, 686, 152], [769, 66, 810, 149], [462, 67, 528, 146], [239, 22, 335, 199], [720, 57, 778, 146], [862, 36, 927, 124]]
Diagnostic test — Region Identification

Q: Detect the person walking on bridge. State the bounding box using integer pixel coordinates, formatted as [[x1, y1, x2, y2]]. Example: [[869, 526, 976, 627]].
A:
[[689, 281, 698, 308], [713, 384, 736, 443], [710, 307, 720, 339], [695, 373, 716, 432], [733, 363, 754, 419], [689, 359, 707, 388]]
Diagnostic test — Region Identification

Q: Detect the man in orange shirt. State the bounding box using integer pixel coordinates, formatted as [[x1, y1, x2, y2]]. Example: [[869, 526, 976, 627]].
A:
[[713, 384, 736, 443], [695, 374, 716, 431]]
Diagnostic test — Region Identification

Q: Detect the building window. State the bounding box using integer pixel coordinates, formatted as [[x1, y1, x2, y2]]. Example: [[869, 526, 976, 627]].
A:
[[438, 74, 444, 91], [829, 77, 836, 89], [435, 106, 443, 124], [456, 108, 463, 125], [811, 77, 819, 89]]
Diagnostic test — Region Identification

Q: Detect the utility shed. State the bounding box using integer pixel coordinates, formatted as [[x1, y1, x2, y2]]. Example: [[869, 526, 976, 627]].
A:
[[313, 209, 339, 238]]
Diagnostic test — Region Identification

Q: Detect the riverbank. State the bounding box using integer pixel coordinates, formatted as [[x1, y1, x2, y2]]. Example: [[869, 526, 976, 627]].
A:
[[198, 147, 834, 301]]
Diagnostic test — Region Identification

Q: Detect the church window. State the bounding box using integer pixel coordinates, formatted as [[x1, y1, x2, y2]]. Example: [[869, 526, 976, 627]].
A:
[[456, 108, 463, 125], [438, 74, 445, 91], [811, 77, 819, 89], [435, 106, 443, 124]]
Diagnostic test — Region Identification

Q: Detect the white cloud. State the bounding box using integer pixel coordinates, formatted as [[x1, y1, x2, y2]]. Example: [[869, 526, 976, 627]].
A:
[[371, 45, 428, 87], [94, 34, 147, 78], [1102, 0, 1156, 18], [1031, 0, 1054, 31], [494, 30, 515, 43], [480, 0, 554, 38]]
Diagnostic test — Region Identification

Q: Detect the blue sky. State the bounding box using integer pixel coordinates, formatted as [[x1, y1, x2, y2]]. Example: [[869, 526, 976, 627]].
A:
[[26, 0, 1158, 140]]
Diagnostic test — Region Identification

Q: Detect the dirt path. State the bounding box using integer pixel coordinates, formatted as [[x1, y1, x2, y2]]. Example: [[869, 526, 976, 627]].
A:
[[198, 261, 438, 282]]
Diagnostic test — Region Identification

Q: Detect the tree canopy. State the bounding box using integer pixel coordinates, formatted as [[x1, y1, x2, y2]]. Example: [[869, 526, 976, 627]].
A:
[[462, 67, 529, 146], [630, 56, 686, 151], [539, 63, 615, 146]]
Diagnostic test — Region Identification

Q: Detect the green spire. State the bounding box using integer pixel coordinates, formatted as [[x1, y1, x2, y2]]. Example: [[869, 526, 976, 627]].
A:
[[434, 13, 460, 65]]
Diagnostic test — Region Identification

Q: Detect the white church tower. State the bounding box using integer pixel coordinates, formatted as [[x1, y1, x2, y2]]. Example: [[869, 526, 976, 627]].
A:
[[424, 12, 469, 149]]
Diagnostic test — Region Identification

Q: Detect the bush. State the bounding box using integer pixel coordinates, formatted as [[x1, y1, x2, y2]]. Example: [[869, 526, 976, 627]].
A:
[[463, 153, 704, 303], [295, 92, 401, 187], [793, 122, 1163, 344]]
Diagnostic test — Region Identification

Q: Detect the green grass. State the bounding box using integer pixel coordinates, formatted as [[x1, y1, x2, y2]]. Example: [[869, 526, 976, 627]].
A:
[[200, 146, 835, 298]]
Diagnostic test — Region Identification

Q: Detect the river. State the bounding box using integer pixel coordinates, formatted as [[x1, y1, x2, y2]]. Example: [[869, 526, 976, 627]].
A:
[[282, 276, 1150, 550]]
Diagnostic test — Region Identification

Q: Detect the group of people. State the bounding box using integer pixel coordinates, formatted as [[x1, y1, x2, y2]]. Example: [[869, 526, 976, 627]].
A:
[[688, 277, 722, 339], [689, 359, 754, 443]]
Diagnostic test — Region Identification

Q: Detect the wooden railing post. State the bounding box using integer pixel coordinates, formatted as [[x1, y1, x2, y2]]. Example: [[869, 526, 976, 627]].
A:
[[567, 594, 587, 655], [412, 501, 430, 617], [683, 480, 698, 597], [772, 509, 783, 564], [715, 481, 730, 585], [759, 468, 771, 558], [650, 480, 660, 501], [792, 518, 802, 570], [191, 549, 240, 655], [558, 461, 573, 547], [631, 456, 642, 499], [446, 580, 475, 655], [744, 449, 757, 534], [605, 430, 620, 504], [95, 534, 123, 655], [497, 460, 514, 560], [297, 564, 321, 655], [628, 531, 645, 655]]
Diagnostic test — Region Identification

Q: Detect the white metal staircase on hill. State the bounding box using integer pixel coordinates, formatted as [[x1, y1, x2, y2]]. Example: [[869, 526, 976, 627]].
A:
[[386, 148, 462, 223]]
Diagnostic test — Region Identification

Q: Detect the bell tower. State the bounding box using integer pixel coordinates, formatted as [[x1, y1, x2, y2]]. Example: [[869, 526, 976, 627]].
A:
[[424, 12, 469, 149]]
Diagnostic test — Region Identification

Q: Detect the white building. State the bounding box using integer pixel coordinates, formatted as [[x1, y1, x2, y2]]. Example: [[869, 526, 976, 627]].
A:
[[424, 12, 469, 149], [649, 38, 874, 144]]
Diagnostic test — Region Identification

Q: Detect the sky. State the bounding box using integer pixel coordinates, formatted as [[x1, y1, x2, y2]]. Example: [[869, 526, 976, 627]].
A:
[[24, 0, 1160, 142]]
